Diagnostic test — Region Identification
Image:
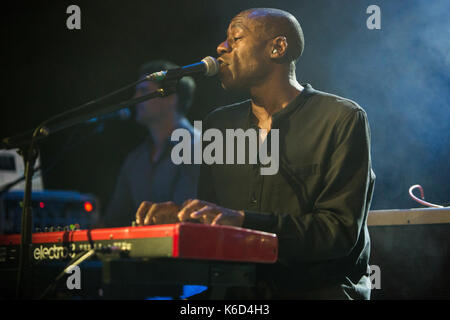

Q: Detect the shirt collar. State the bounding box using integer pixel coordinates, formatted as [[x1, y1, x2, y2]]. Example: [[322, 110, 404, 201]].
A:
[[246, 83, 315, 129]]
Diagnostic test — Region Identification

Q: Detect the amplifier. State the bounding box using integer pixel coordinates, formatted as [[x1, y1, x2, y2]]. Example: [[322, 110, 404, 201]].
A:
[[368, 207, 450, 299], [0, 190, 100, 234]]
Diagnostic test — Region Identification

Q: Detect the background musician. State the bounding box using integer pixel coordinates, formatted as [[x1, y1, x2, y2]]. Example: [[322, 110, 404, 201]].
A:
[[103, 60, 200, 227]]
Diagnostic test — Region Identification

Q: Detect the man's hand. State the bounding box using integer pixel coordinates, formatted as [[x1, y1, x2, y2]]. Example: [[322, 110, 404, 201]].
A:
[[135, 201, 180, 226], [178, 199, 245, 227]]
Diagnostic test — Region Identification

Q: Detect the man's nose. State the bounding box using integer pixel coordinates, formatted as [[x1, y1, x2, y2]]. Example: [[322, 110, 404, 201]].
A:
[[216, 40, 230, 56]]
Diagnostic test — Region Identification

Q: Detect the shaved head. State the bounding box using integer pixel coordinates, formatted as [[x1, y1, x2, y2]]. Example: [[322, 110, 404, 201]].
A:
[[216, 8, 305, 92], [237, 8, 305, 63]]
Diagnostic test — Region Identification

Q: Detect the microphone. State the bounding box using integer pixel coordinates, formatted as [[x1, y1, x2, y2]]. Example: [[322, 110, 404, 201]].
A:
[[145, 56, 219, 82], [85, 108, 131, 124]]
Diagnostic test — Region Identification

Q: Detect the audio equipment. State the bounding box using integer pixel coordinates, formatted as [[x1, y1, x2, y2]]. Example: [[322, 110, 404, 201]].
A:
[[0, 190, 99, 234], [368, 208, 450, 299]]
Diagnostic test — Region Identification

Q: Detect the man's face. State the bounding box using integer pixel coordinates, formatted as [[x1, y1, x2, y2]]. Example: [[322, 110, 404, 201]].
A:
[[216, 12, 272, 92], [134, 79, 177, 125]]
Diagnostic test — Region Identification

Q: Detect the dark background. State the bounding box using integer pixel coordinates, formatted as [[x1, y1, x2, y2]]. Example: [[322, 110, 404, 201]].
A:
[[2, 0, 449, 218]]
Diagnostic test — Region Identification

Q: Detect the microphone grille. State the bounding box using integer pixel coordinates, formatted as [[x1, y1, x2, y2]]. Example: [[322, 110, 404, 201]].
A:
[[202, 56, 219, 77]]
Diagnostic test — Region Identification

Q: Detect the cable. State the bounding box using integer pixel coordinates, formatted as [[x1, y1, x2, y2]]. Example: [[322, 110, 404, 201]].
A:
[[38, 245, 123, 300], [408, 184, 444, 208], [39, 248, 95, 300]]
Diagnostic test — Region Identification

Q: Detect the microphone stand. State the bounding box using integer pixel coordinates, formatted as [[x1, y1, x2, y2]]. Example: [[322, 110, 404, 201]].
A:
[[1, 85, 176, 299]]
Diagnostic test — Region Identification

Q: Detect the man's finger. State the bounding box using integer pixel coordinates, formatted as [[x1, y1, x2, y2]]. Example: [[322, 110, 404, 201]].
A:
[[211, 213, 223, 226], [152, 201, 180, 224], [190, 206, 216, 218], [143, 203, 157, 225], [182, 199, 193, 207], [178, 199, 193, 221], [136, 201, 152, 226], [191, 207, 220, 224], [178, 199, 205, 221]]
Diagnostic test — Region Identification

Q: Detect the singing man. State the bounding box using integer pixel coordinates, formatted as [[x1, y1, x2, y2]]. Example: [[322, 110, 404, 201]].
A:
[[136, 8, 375, 300]]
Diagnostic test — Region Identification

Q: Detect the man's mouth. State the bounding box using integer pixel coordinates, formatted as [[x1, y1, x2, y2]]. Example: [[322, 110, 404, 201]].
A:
[[218, 58, 229, 66]]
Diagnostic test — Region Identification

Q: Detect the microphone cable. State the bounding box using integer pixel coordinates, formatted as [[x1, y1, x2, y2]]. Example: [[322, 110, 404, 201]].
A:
[[408, 184, 444, 208], [38, 245, 125, 300], [39, 248, 95, 300]]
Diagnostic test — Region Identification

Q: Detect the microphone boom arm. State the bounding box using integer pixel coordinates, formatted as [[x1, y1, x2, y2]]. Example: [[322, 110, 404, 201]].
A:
[[1, 87, 175, 150], [5, 83, 176, 299]]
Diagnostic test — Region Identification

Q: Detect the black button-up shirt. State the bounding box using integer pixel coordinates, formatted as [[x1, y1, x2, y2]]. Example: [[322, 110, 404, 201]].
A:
[[198, 84, 375, 299]]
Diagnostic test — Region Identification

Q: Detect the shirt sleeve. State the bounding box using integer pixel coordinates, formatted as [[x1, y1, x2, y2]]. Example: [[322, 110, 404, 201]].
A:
[[244, 109, 374, 263]]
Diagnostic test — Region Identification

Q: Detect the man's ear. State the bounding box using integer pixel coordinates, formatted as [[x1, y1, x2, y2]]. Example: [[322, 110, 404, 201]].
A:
[[270, 36, 288, 59]]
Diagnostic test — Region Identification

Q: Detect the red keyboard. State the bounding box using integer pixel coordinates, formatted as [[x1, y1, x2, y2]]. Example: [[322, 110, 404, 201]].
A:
[[0, 223, 278, 264]]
